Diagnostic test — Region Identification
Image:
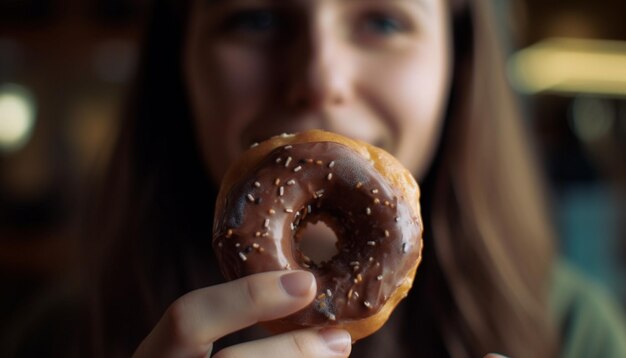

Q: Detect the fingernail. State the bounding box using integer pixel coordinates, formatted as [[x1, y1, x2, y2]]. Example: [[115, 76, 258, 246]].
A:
[[280, 271, 314, 297], [320, 329, 351, 354]]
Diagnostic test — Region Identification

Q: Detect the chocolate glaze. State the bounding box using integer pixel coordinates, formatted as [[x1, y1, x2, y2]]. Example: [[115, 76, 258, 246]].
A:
[[213, 141, 422, 326]]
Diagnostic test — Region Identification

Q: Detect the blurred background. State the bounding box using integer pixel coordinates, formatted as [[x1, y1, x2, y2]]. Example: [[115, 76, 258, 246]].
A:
[[0, 0, 625, 346]]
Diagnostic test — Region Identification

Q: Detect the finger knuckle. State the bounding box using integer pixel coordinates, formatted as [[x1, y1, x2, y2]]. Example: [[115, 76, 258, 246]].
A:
[[243, 277, 264, 309], [166, 297, 196, 346], [212, 347, 242, 358], [291, 333, 317, 356]]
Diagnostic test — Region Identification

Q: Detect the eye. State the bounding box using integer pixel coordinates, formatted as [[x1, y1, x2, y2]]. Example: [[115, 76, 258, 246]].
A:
[[361, 12, 406, 35], [224, 9, 280, 33]]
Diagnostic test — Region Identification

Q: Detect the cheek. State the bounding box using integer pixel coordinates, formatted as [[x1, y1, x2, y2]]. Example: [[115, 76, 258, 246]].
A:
[[214, 46, 270, 105], [364, 49, 449, 178], [186, 43, 272, 183]]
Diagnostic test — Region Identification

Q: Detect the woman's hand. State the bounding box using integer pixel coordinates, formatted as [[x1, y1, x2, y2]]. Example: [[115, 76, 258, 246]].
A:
[[133, 270, 352, 358]]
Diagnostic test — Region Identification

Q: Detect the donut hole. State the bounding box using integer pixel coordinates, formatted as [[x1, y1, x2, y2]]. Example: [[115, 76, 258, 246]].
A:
[[295, 219, 339, 266]]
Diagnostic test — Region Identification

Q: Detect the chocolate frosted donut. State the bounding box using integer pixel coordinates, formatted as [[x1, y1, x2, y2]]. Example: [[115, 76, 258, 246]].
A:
[[212, 130, 423, 340]]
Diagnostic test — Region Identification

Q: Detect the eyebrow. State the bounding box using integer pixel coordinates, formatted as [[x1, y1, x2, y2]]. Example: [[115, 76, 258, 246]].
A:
[[356, 0, 433, 13], [205, 0, 433, 15], [206, 0, 431, 7]]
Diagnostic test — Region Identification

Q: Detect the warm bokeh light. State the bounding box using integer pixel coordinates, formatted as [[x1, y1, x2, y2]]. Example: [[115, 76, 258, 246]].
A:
[[508, 38, 626, 96], [0, 83, 36, 153]]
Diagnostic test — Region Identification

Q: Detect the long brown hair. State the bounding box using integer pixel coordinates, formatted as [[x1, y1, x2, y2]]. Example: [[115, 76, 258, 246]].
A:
[[418, 0, 558, 355], [83, 0, 558, 356]]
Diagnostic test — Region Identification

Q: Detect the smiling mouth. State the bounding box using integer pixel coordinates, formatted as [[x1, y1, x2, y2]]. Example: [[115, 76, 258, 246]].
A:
[[246, 131, 389, 154]]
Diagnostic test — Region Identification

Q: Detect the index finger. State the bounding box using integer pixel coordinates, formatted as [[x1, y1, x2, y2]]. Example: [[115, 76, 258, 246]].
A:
[[135, 270, 316, 357]]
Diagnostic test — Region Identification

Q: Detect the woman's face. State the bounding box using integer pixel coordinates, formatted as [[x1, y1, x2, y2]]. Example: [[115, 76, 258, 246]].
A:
[[184, 0, 451, 184]]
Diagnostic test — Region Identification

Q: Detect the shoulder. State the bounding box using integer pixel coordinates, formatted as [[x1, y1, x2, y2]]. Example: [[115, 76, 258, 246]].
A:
[[550, 260, 626, 358]]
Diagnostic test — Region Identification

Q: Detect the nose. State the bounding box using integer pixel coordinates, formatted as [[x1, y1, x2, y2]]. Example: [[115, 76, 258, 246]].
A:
[[286, 19, 354, 111]]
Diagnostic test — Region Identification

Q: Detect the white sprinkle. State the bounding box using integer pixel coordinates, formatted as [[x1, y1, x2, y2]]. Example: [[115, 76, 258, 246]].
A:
[[264, 218, 270, 228], [275, 157, 282, 163], [247, 194, 255, 202], [250, 142, 259, 148], [353, 291, 360, 298], [377, 275, 383, 281], [284, 145, 292, 149], [279, 186, 285, 196], [254, 181, 261, 188], [293, 165, 302, 172], [252, 243, 260, 248], [238, 252, 247, 261], [371, 189, 379, 194], [327, 173, 333, 181], [285, 208, 294, 213], [384, 230, 390, 237], [402, 243, 408, 253], [314, 189, 325, 198], [367, 241, 376, 246], [366, 207, 372, 215], [284, 156, 292, 167], [325, 312, 336, 321], [326, 289, 333, 297], [268, 209, 276, 215], [395, 217, 400, 222], [235, 243, 241, 247], [287, 179, 296, 185], [364, 301, 372, 308], [369, 257, 374, 261], [280, 132, 292, 137], [307, 205, 312, 214], [350, 261, 360, 266], [274, 178, 281, 186], [328, 161, 335, 168]]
